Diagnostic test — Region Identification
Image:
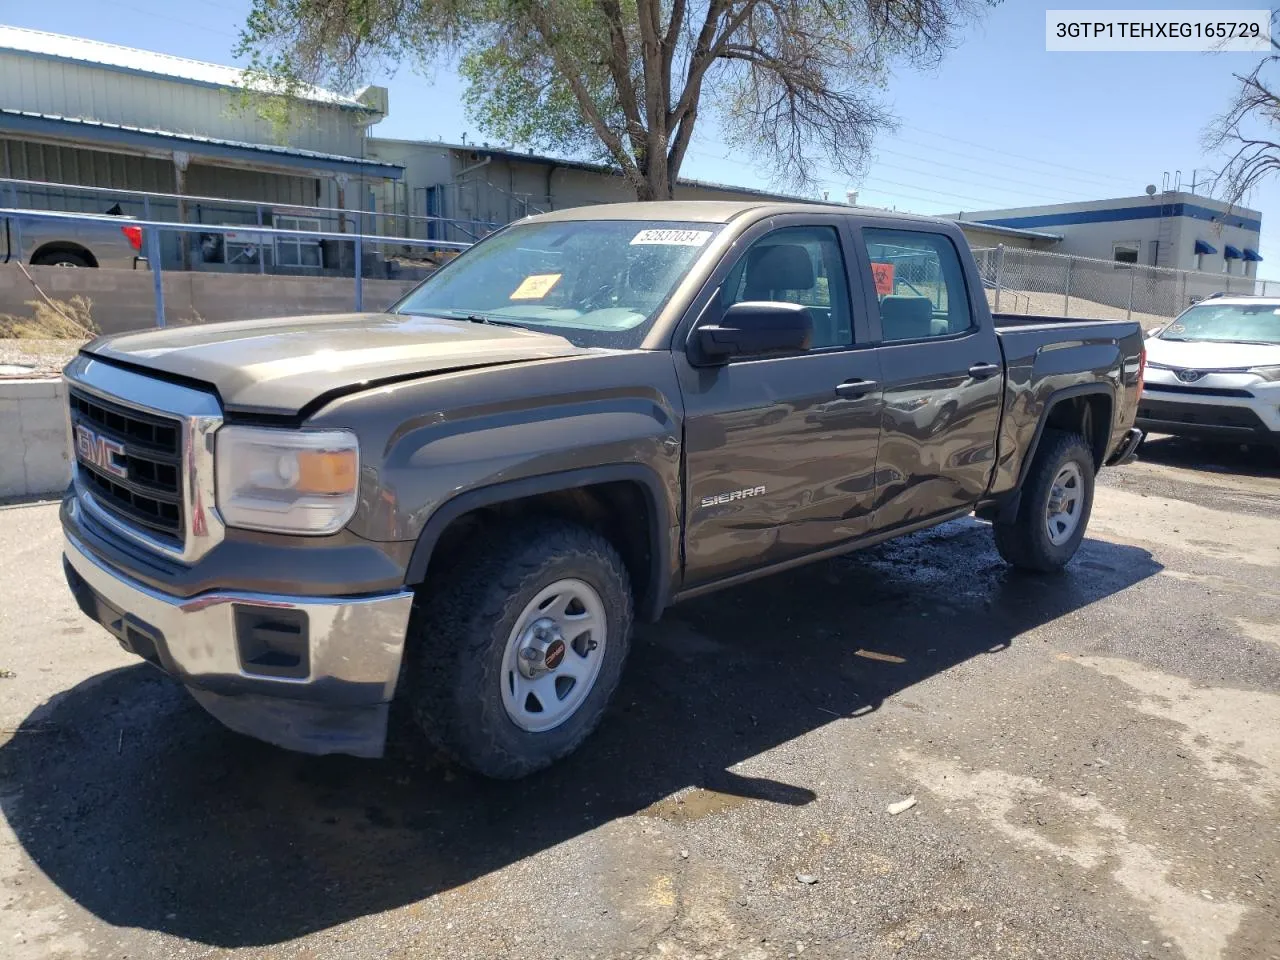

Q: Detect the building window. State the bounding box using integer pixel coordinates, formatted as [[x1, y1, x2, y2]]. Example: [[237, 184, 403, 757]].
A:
[[1112, 242, 1139, 266], [274, 216, 323, 269]]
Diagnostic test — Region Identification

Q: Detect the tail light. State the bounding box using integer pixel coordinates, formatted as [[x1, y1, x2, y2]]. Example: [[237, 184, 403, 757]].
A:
[[1136, 345, 1146, 400], [121, 225, 143, 252]]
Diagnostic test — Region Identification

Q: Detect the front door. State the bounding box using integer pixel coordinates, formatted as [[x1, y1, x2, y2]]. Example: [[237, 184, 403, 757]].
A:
[[853, 225, 1004, 530], [678, 219, 884, 587]]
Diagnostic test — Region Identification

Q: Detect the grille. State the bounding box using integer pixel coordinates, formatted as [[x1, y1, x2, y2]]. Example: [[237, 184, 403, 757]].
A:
[[69, 388, 184, 541], [1143, 383, 1254, 399]]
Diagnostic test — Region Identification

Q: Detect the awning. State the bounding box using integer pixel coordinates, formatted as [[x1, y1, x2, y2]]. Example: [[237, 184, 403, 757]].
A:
[[0, 108, 403, 180], [1223, 244, 1243, 259], [1243, 248, 1264, 262], [1193, 239, 1217, 256]]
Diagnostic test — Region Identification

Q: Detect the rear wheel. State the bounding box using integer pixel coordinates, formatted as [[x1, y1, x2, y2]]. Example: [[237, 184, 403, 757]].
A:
[[993, 429, 1095, 572], [32, 250, 90, 268], [403, 517, 633, 779]]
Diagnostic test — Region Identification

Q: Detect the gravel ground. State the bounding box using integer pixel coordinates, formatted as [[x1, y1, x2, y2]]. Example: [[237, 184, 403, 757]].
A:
[[1, 437, 1277, 960], [0, 339, 84, 377]]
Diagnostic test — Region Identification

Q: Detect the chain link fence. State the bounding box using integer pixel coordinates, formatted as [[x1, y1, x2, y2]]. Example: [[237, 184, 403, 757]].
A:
[[972, 245, 1280, 326]]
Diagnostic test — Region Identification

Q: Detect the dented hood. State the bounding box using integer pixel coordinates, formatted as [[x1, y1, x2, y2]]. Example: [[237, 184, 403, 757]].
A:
[[83, 312, 586, 416]]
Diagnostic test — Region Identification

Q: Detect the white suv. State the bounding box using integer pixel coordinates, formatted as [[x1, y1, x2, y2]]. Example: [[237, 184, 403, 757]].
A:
[[1139, 296, 1280, 449]]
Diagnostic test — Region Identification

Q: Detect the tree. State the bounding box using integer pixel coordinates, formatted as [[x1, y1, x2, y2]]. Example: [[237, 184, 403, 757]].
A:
[[1204, 19, 1280, 208], [237, 0, 993, 200]]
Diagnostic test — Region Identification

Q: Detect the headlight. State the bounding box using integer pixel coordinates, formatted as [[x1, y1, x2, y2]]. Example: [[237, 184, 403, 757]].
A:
[[1248, 364, 1280, 382], [215, 426, 359, 535]]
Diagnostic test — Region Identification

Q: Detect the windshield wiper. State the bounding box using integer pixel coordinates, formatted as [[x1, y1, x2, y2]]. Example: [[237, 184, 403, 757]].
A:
[[401, 309, 526, 329]]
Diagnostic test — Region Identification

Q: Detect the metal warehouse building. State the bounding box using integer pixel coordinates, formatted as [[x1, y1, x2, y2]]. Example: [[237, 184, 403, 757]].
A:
[[0, 26, 402, 224], [953, 191, 1263, 277]]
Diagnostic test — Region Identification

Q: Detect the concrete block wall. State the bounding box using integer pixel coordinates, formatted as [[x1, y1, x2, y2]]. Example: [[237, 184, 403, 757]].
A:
[[0, 379, 70, 498], [0, 265, 421, 335]]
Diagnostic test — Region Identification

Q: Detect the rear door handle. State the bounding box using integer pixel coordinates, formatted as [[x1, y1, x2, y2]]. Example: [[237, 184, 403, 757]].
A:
[[835, 379, 879, 399], [968, 362, 1001, 380]]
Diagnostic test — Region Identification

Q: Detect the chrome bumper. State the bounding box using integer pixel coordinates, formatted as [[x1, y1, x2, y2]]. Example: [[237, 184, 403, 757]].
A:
[[63, 529, 415, 757]]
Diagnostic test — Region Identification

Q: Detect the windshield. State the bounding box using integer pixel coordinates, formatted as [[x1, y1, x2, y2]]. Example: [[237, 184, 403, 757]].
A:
[[1160, 302, 1280, 345], [393, 219, 722, 348]]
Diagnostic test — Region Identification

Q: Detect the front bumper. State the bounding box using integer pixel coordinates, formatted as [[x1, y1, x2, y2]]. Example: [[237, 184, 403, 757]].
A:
[[1136, 396, 1277, 444], [63, 527, 415, 758]]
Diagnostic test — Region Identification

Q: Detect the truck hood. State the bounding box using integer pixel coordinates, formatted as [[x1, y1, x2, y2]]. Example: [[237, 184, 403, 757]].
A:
[[83, 312, 588, 416], [1145, 336, 1280, 370]]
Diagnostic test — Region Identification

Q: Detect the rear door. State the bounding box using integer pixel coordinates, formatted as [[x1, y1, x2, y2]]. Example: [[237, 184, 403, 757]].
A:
[[851, 224, 1004, 530], [676, 215, 885, 586]]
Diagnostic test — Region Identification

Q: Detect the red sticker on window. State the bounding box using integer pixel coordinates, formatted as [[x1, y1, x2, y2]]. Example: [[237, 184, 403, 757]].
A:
[[871, 262, 895, 296]]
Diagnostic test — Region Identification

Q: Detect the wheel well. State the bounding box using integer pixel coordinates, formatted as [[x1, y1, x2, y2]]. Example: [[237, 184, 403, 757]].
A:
[[30, 242, 97, 267], [1043, 392, 1112, 470], [420, 480, 660, 619]]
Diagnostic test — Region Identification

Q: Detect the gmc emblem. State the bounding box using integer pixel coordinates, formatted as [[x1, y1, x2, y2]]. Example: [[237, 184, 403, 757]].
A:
[[75, 424, 129, 479]]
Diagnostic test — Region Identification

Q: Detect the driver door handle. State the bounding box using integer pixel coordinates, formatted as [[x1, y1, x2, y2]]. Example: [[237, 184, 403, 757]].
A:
[[968, 362, 1001, 380], [834, 379, 879, 399]]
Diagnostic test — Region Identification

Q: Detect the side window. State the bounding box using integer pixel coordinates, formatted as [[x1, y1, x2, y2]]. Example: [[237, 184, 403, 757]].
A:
[[721, 225, 853, 349], [861, 228, 973, 342]]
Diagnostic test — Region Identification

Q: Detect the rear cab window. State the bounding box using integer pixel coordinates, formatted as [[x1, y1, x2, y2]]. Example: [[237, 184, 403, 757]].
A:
[[859, 228, 973, 342]]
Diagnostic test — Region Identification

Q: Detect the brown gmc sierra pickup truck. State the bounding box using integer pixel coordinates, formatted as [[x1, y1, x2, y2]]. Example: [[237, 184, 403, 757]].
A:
[[60, 201, 1145, 777]]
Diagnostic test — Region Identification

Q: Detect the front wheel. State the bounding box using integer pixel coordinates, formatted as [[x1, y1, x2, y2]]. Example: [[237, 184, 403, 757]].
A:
[[993, 429, 1095, 573], [403, 518, 633, 779]]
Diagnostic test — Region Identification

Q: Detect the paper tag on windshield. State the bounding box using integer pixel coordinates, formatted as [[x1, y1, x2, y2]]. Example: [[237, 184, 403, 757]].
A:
[[630, 229, 713, 247], [509, 273, 562, 300]]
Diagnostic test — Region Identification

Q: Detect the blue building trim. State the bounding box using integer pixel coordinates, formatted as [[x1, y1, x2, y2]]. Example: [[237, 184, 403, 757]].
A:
[[0, 109, 403, 180], [977, 202, 1260, 234]]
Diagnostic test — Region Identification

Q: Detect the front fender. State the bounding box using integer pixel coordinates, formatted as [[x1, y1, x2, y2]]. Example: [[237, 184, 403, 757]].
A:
[[306, 350, 684, 582]]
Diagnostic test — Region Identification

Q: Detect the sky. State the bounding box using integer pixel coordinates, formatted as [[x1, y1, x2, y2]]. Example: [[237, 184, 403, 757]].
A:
[[2, 0, 1276, 278]]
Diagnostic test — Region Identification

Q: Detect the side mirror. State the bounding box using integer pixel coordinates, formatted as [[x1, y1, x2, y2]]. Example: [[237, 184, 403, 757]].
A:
[[1145, 327, 1163, 338], [690, 301, 814, 366]]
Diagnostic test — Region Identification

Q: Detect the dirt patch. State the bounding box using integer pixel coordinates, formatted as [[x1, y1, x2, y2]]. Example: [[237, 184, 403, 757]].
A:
[[0, 338, 84, 377], [1090, 486, 1280, 568], [1076, 655, 1280, 806], [903, 751, 1248, 960]]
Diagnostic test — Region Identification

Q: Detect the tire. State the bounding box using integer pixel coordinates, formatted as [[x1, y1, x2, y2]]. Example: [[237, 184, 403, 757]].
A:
[[32, 250, 90, 268], [403, 517, 633, 779], [993, 429, 1095, 573]]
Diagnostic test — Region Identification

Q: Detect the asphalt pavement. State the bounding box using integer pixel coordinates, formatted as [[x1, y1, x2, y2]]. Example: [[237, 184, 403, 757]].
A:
[[1, 436, 1277, 960]]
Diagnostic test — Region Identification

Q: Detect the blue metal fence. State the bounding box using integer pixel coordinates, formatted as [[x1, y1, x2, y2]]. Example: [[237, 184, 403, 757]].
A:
[[0, 176, 503, 247], [1, 207, 473, 327]]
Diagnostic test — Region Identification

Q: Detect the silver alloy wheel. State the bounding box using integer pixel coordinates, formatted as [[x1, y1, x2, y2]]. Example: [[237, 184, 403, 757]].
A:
[[1045, 461, 1084, 546], [501, 578, 608, 733]]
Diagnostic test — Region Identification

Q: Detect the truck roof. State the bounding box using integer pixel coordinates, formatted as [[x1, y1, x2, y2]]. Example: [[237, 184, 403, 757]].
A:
[[525, 200, 949, 227]]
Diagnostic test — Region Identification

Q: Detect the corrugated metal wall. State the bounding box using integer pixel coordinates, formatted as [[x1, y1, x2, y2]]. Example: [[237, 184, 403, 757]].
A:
[[2, 138, 174, 198], [0, 51, 367, 156], [1, 138, 338, 216]]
